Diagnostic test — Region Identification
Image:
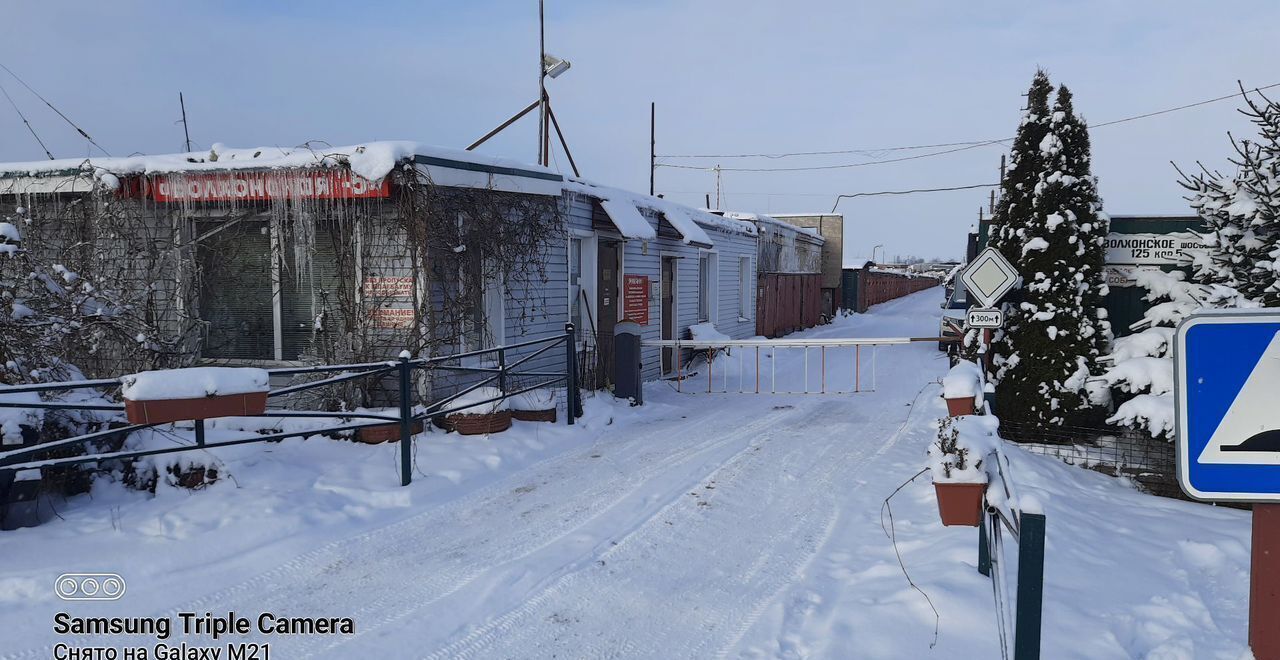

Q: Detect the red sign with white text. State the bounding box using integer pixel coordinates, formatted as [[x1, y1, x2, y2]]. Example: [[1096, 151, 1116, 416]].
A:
[[147, 170, 390, 202], [623, 275, 650, 325]]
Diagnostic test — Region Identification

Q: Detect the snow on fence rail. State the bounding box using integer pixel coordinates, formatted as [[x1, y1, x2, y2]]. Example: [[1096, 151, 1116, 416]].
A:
[[643, 337, 946, 395], [979, 444, 1046, 660], [0, 324, 585, 491]]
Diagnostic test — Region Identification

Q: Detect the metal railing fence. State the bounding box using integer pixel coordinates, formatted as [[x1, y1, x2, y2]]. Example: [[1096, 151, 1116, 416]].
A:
[[643, 336, 949, 395], [0, 323, 584, 489]]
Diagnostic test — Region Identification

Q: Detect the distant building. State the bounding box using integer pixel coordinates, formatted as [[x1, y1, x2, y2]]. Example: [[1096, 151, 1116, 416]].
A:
[[722, 213, 825, 337], [768, 213, 844, 317]]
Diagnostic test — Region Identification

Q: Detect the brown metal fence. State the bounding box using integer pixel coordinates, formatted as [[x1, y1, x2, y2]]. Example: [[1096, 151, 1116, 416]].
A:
[[850, 271, 940, 313], [756, 273, 824, 338]]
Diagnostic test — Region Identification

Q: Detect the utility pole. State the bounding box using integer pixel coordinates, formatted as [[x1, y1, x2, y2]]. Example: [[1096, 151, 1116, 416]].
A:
[[179, 92, 192, 152], [714, 164, 722, 209], [649, 102, 655, 196], [538, 0, 547, 166]]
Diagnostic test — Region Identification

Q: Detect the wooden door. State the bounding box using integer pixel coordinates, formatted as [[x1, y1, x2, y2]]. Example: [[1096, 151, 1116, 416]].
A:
[[596, 241, 620, 385], [661, 256, 676, 374]]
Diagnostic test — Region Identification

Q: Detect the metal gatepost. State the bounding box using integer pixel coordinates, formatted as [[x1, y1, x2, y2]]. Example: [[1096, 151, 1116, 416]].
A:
[[979, 503, 1046, 660], [398, 354, 414, 487]]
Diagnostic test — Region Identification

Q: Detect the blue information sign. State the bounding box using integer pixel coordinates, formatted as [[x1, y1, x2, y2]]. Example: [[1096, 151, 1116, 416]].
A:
[[1176, 311, 1280, 501]]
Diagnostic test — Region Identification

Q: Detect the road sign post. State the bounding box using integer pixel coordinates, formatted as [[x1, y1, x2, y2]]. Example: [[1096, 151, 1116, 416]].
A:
[[959, 248, 1018, 370], [967, 307, 1004, 329], [959, 247, 1020, 310], [1175, 311, 1280, 659]]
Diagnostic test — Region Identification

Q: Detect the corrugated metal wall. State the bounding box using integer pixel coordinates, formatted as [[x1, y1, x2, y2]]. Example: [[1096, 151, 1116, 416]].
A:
[[755, 273, 824, 338], [843, 270, 940, 313]]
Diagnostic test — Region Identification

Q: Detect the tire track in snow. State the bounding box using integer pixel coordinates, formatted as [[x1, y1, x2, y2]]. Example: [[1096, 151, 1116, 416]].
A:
[[722, 382, 941, 659], [421, 397, 915, 660], [0, 402, 802, 660], [306, 404, 808, 658]]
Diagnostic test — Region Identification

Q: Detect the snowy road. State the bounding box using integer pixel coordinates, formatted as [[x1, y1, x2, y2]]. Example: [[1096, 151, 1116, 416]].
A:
[[3, 290, 959, 658], [3, 286, 1253, 659]]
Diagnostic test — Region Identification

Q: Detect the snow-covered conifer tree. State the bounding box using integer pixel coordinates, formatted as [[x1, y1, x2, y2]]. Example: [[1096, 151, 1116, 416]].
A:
[[989, 74, 1108, 426], [1179, 86, 1280, 305], [1050, 87, 1112, 370]]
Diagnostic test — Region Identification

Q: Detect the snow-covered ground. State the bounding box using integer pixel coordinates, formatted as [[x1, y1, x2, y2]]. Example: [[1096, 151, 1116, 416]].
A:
[[0, 288, 1253, 659]]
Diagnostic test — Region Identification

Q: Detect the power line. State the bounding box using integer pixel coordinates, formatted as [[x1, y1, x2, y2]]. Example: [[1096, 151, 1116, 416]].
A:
[[658, 139, 1007, 173], [657, 81, 1280, 171], [830, 183, 1000, 213], [0, 80, 53, 160], [0, 61, 110, 156], [661, 139, 997, 160]]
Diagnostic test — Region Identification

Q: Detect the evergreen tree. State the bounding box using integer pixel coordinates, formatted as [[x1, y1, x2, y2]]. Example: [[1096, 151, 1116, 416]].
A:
[[988, 70, 1053, 269], [1050, 87, 1112, 377], [1179, 87, 1280, 305], [989, 73, 1107, 426]]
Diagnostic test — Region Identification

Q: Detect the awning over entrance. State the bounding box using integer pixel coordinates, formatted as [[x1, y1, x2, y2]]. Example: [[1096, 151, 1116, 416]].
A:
[[658, 205, 714, 249], [598, 199, 658, 241]]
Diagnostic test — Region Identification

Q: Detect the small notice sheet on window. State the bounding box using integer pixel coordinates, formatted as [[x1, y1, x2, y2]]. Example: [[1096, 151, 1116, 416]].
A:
[[623, 275, 649, 325]]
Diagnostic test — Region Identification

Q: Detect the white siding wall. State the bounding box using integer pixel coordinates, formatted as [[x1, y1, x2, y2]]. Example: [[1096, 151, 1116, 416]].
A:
[[497, 191, 757, 387]]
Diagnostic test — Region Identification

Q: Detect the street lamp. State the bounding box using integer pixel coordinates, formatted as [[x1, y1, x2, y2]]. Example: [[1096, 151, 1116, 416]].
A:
[[872, 244, 884, 264]]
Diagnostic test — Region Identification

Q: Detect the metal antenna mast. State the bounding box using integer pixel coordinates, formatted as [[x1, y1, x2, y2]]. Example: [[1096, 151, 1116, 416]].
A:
[[179, 92, 192, 152]]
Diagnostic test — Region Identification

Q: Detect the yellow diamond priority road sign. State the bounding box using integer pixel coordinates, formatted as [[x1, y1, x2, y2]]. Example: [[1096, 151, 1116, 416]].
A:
[[960, 247, 1020, 309]]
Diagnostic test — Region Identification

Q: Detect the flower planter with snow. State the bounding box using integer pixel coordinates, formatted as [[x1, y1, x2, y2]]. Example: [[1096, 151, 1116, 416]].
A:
[[121, 367, 270, 425], [510, 388, 557, 423], [944, 396, 976, 417], [942, 360, 984, 417], [927, 416, 990, 527], [443, 387, 512, 436], [934, 482, 987, 527]]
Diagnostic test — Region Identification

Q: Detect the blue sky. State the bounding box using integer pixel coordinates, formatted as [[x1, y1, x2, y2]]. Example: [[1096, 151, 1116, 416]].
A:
[[3, 1, 1279, 259]]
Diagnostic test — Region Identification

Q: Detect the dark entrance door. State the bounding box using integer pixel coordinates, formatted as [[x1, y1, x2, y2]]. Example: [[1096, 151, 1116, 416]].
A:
[[661, 256, 677, 374], [596, 241, 620, 386], [197, 220, 274, 360]]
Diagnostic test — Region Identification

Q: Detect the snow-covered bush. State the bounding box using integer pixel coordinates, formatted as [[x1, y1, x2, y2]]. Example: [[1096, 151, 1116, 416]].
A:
[[1100, 269, 1254, 437]]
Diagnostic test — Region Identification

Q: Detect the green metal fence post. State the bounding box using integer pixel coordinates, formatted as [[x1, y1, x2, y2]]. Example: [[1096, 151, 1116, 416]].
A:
[[398, 354, 413, 487], [1014, 512, 1046, 660], [978, 509, 991, 577], [565, 323, 577, 425], [194, 419, 206, 447]]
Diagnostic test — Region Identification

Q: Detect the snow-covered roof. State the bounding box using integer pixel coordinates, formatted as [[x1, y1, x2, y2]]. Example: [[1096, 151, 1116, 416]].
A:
[[0, 141, 557, 185], [721, 211, 824, 242], [844, 258, 874, 270], [564, 178, 756, 243]]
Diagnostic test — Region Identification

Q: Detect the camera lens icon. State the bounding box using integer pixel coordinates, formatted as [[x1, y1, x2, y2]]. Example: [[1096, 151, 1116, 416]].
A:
[[56, 574, 125, 601]]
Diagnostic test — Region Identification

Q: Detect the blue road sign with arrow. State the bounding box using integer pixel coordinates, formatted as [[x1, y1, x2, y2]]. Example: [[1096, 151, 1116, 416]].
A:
[[1176, 311, 1280, 501]]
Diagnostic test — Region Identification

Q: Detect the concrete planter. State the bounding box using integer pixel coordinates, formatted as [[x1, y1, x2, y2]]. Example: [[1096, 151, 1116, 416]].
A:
[[124, 391, 268, 425], [934, 482, 986, 527], [944, 395, 976, 417]]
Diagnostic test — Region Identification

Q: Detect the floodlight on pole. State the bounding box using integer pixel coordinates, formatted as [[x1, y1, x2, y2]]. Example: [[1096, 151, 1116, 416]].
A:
[[543, 54, 571, 79]]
